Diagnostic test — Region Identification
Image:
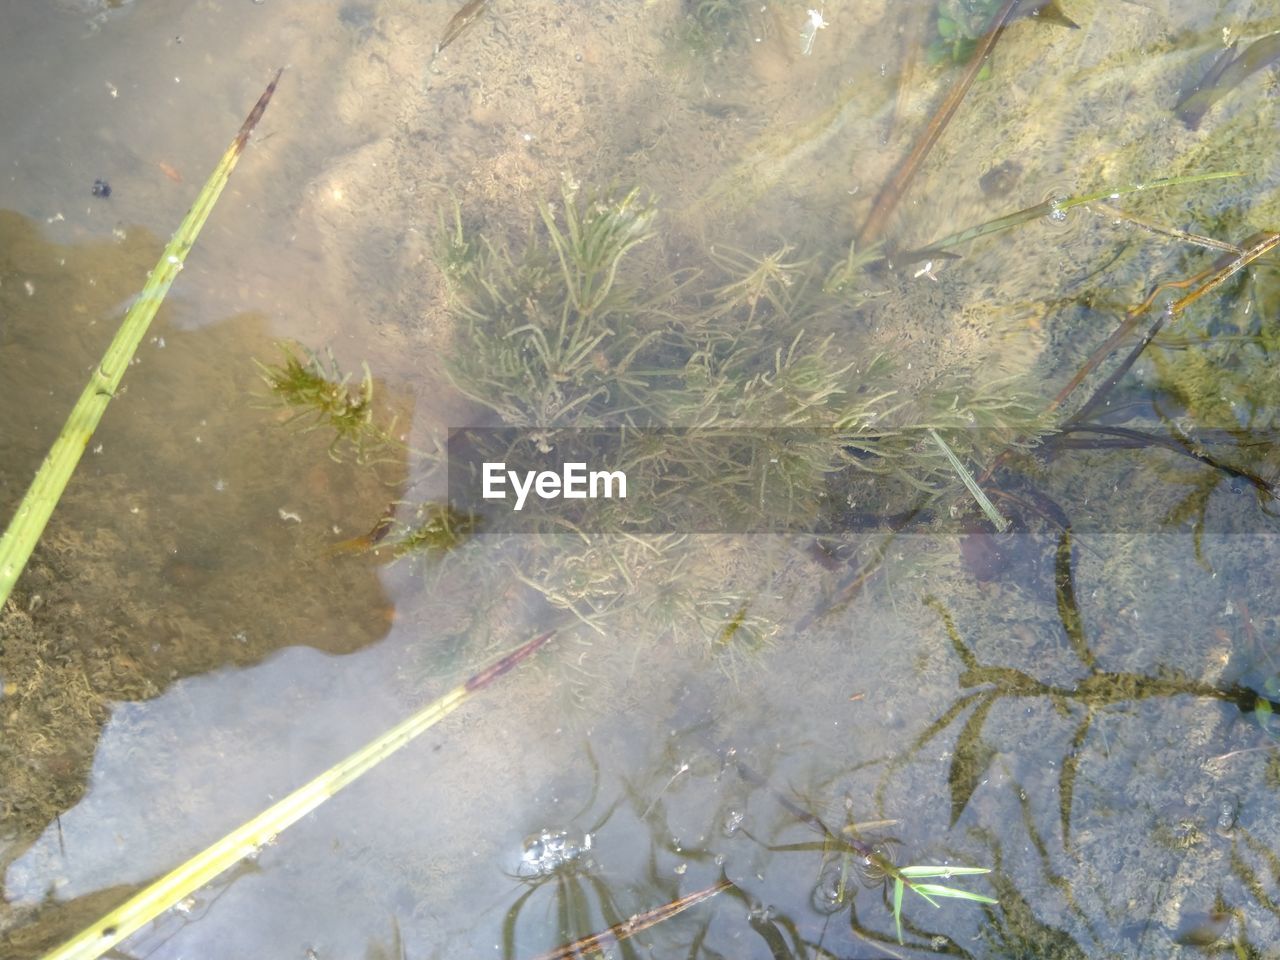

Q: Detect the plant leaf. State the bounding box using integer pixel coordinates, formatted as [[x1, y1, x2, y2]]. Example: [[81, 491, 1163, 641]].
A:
[[911, 883, 999, 904], [900, 865, 992, 877], [893, 877, 905, 944]]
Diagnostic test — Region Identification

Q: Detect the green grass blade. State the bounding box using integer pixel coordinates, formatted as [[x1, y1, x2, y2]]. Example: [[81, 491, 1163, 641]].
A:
[[0, 69, 283, 610], [911, 886, 942, 908], [899, 865, 992, 877], [928, 428, 1009, 532], [39, 631, 552, 960], [910, 883, 999, 905], [895, 170, 1244, 264], [893, 877, 905, 943]]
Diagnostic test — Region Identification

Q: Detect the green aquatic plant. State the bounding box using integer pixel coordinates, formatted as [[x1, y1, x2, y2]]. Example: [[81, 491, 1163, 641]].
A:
[[891, 865, 998, 944], [1023, 222, 1280, 545], [642, 573, 772, 652], [929, 0, 1077, 67], [431, 179, 1078, 694], [820, 370, 1046, 523], [728, 750, 996, 947], [329, 502, 479, 560], [822, 238, 884, 297], [706, 244, 816, 325], [393, 502, 479, 556], [443, 185, 665, 426], [929, 427, 1011, 531], [542, 182, 656, 317], [931, 0, 999, 65], [879, 577, 1251, 850], [256, 343, 396, 464], [669, 0, 754, 61]]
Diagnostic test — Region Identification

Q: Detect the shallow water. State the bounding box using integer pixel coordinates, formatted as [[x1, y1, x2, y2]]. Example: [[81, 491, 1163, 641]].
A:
[[3, 1, 1280, 958]]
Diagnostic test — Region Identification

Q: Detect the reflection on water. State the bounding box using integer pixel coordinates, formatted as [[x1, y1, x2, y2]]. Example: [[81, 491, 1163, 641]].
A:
[[4, 0, 1280, 957]]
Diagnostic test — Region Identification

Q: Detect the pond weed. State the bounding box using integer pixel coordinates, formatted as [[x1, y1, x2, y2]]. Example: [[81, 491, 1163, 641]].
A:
[[256, 343, 396, 466]]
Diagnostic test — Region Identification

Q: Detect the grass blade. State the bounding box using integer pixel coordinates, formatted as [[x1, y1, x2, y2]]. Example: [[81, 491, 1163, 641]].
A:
[[893, 877, 905, 943], [928, 428, 1009, 532], [894, 864, 996, 943], [899, 865, 993, 877], [910, 883, 999, 904], [0, 70, 284, 610], [39, 631, 554, 960], [893, 171, 1244, 265]]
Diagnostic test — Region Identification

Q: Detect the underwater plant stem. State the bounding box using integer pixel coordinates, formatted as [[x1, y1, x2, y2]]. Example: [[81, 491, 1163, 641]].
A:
[[528, 878, 731, 960], [893, 171, 1244, 266], [1051, 424, 1276, 498], [39, 631, 553, 960], [856, 0, 1021, 247], [967, 219, 1274, 489], [730, 754, 880, 864], [1089, 201, 1241, 255], [0, 70, 283, 611], [1068, 230, 1280, 423]]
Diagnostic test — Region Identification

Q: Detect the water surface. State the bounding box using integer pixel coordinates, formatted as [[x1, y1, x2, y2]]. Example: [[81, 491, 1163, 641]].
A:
[[3, 1, 1280, 958]]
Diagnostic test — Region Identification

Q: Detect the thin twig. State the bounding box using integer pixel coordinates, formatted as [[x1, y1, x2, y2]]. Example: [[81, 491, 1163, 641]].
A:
[[527, 878, 732, 960], [1090, 201, 1241, 255], [1070, 230, 1280, 422]]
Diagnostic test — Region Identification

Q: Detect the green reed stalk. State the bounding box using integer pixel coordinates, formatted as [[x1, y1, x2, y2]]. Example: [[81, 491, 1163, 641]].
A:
[[0, 70, 283, 610], [40, 631, 553, 960]]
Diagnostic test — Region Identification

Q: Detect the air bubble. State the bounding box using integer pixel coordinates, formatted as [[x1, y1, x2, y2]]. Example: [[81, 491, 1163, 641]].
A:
[[518, 828, 593, 877], [722, 809, 745, 837]]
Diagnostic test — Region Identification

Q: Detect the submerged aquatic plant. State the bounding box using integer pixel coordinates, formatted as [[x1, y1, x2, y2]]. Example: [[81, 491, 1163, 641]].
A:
[[930, 0, 1077, 66], [328, 502, 479, 561], [729, 750, 996, 947], [429, 179, 1076, 694], [443, 184, 664, 426], [876, 577, 1252, 850], [706, 243, 815, 325], [542, 183, 656, 317], [669, 0, 755, 62], [256, 343, 396, 464]]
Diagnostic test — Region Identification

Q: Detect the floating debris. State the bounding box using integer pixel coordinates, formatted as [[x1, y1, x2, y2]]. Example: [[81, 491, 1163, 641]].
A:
[[800, 8, 827, 56]]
